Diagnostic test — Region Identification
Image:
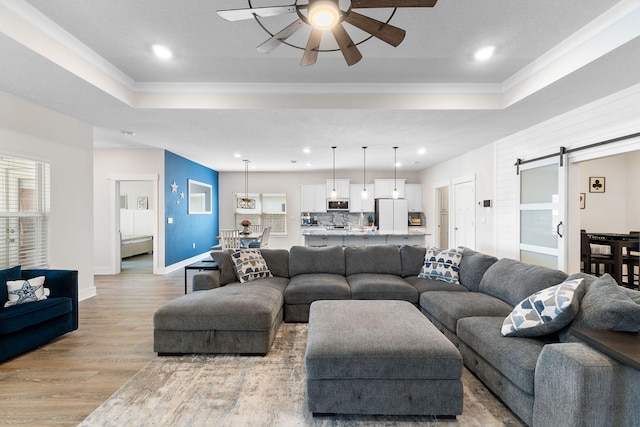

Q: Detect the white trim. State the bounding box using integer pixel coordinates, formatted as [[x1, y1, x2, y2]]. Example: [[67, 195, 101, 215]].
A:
[[160, 252, 211, 275]]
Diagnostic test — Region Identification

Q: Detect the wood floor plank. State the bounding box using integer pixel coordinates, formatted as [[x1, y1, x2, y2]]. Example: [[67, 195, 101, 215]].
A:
[[0, 263, 184, 426]]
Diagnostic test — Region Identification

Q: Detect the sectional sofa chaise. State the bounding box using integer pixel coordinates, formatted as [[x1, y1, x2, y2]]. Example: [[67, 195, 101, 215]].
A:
[[153, 244, 640, 427]]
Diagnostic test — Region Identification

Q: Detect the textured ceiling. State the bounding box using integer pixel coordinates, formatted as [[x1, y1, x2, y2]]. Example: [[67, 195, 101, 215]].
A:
[[1, 0, 638, 172]]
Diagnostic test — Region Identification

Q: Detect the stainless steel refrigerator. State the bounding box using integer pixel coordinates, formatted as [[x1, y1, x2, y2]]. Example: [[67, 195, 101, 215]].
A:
[[375, 199, 409, 234]]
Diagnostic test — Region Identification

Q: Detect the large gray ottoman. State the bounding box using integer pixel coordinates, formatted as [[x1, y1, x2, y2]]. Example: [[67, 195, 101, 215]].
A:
[[305, 300, 463, 417]]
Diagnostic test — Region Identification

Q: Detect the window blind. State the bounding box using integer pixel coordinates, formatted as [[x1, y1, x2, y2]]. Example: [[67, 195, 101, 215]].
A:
[[0, 155, 50, 269]]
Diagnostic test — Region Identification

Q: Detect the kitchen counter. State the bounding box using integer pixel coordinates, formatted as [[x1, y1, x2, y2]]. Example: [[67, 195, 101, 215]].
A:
[[302, 227, 429, 247]]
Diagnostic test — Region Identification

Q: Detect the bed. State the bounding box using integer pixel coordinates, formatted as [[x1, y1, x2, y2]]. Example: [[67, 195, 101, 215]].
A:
[[121, 235, 153, 259]]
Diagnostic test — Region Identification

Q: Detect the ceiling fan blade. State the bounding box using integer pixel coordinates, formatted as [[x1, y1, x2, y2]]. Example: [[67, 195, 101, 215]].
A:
[[351, 0, 437, 8], [330, 23, 363, 66], [217, 5, 297, 21], [344, 11, 405, 47], [301, 28, 323, 67], [256, 19, 305, 54]]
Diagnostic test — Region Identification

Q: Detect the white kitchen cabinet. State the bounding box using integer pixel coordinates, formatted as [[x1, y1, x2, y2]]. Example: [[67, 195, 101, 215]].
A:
[[300, 184, 326, 213], [405, 184, 423, 212], [305, 235, 343, 247], [349, 184, 374, 212], [374, 179, 405, 199], [325, 179, 350, 199], [386, 235, 425, 246]]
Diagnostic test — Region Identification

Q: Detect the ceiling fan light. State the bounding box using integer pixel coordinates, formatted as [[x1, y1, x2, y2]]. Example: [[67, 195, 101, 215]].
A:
[[309, 1, 340, 29]]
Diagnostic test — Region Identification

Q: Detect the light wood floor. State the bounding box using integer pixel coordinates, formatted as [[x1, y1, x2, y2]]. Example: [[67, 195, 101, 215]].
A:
[[0, 258, 185, 426]]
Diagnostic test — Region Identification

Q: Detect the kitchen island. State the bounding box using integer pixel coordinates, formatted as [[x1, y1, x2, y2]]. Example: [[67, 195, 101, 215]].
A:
[[302, 227, 429, 247]]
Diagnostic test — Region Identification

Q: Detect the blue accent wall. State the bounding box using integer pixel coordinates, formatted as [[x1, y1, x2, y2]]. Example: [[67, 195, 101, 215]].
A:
[[164, 151, 219, 266]]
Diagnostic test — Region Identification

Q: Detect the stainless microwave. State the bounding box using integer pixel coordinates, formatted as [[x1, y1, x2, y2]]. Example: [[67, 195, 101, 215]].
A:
[[327, 199, 349, 211]]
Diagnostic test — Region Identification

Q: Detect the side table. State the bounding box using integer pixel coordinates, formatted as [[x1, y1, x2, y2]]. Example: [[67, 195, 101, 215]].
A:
[[571, 327, 640, 370], [184, 260, 218, 294]]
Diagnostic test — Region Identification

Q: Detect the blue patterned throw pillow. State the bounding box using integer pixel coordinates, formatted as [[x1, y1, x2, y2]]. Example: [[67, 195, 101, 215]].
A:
[[4, 276, 49, 307], [501, 278, 585, 337], [230, 249, 272, 283], [418, 246, 464, 284]]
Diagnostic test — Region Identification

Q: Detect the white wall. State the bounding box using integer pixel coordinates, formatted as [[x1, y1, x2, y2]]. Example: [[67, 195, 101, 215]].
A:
[[0, 91, 95, 300], [418, 143, 497, 255], [218, 170, 420, 249], [93, 149, 164, 274], [578, 151, 640, 233]]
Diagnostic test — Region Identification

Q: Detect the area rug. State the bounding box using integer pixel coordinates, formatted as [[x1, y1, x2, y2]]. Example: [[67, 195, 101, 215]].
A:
[[79, 324, 524, 427]]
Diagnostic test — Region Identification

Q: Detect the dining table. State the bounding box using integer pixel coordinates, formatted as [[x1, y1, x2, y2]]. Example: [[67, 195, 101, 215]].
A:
[[587, 232, 639, 286]]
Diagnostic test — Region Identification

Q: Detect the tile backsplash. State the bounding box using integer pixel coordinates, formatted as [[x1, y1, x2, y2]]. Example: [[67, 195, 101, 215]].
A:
[[310, 212, 374, 228]]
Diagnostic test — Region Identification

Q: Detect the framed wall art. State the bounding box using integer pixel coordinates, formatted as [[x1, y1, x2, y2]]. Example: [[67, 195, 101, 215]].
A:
[[589, 177, 605, 193], [137, 196, 148, 210], [579, 193, 585, 209]]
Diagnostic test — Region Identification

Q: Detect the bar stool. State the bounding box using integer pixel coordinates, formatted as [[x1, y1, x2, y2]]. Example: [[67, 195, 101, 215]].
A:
[[623, 231, 639, 290], [581, 230, 615, 276]]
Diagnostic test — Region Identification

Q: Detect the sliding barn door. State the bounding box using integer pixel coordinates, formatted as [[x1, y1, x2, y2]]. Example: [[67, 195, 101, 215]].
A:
[[519, 158, 567, 270]]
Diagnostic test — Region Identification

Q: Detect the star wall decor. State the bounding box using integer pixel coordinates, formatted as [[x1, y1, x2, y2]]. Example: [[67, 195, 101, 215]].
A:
[[180, 191, 185, 199], [171, 181, 178, 193]]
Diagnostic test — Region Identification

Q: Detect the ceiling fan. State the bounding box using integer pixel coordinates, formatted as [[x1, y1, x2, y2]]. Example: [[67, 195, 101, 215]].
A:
[[216, 0, 438, 66]]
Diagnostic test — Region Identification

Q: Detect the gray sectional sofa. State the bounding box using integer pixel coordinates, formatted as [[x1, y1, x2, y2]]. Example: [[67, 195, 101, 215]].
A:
[[153, 244, 640, 427]]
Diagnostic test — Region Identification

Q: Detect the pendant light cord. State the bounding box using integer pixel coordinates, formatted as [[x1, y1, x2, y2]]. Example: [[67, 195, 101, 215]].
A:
[[362, 146, 367, 190], [393, 146, 398, 191]]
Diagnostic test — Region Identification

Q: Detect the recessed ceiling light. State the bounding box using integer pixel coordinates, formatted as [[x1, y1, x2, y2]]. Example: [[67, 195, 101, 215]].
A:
[[152, 44, 173, 60], [303, 148, 311, 154], [395, 162, 402, 168], [474, 45, 495, 61], [305, 162, 312, 167], [233, 153, 242, 158], [417, 148, 426, 155]]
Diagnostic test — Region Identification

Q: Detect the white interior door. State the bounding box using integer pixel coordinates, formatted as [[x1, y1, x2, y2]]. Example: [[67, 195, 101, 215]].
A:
[[453, 179, 475, 249], [519, 158, 567, 269]]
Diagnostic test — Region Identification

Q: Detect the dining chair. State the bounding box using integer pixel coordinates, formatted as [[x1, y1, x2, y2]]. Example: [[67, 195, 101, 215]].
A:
[[580, 230, 615, 276], [258, 226, 271, 249], [249, 224, 263, 233], [219, 229, 241, 251]]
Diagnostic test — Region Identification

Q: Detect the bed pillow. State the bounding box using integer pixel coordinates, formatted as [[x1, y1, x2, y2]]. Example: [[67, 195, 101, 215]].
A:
[[4, 276, 49, 307], [418, 246, 464, 284], [502, 278, 585, 337], [230, 249, 273, 283], [1, 265, 22, 307]]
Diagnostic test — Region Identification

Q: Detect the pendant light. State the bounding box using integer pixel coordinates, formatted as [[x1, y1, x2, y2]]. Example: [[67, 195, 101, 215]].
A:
[[392, 147, 399, 199], [361, 146, 368, 200], [239, 159, 251, 209], [330, 146, 337, 200]]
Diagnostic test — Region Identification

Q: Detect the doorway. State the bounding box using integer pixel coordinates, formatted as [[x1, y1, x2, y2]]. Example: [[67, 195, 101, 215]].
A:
[[435, 185, 449, 248], [109, 174, 159, 275], [452, 177, 476, 250]]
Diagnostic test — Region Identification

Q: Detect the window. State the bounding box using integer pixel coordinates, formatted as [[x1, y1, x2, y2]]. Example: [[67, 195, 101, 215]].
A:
[[234, 193, 287, 234], [0, 155, 50, 268]]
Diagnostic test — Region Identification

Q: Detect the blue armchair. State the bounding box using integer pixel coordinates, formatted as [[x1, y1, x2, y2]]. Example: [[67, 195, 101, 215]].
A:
[[0, 269, 78, 363]]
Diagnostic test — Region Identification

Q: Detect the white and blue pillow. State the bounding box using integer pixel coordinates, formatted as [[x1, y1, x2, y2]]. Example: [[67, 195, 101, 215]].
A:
[[4, 276, 49, 307], [501, 278, 585, 337], [230, 249, 272, 283], [418, 246, 464, 284]]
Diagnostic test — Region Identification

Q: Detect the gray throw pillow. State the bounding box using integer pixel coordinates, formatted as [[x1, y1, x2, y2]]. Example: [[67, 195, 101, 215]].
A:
[[562, 274, 640, 341], [210, 250, 238, 285]]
